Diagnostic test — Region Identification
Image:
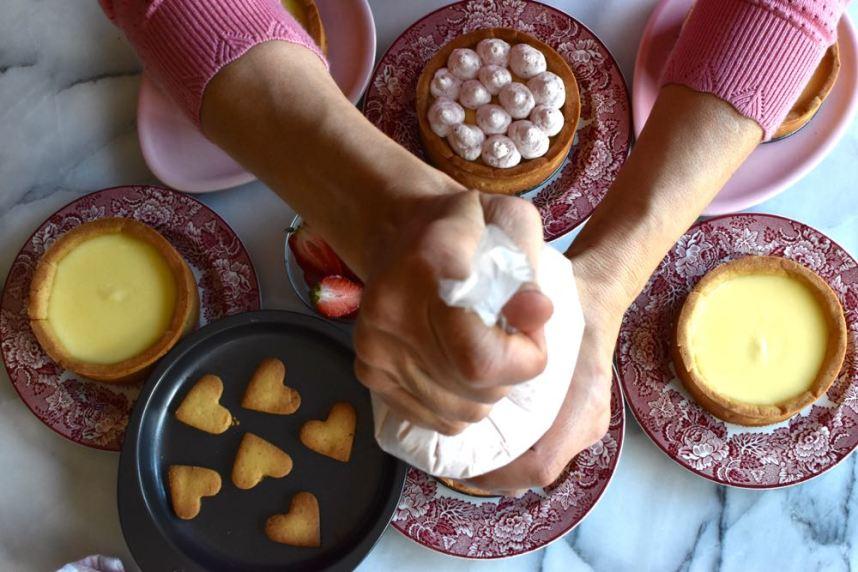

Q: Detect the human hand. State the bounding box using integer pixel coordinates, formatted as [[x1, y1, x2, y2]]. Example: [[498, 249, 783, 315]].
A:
[[353, 189, 553, 435], [465, 255, 625, 494]]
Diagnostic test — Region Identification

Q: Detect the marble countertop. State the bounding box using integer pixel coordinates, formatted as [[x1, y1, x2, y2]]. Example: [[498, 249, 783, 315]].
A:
[[1, 0, 857, 570]]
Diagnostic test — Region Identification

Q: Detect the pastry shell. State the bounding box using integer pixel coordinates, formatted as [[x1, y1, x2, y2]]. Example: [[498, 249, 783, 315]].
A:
[[673, 256, 847, 426], [284, 0, 327, 55], [28, 217, 199, 383], [416, 28, 580, 195], [773, 42, 840, 140]]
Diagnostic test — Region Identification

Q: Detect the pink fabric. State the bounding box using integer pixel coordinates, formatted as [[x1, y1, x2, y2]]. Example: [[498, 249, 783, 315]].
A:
[[663, 0, 848, 140], [100, 0, 327, 126]]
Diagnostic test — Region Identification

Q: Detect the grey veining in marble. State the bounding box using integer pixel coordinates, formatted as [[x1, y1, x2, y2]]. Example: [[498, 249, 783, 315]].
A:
[[1, 1, 857, 570]]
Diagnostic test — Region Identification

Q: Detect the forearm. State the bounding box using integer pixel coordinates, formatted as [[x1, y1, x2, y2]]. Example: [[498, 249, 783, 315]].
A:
[[201, 42, 463, 277], [567, 85, 760, 313], [571, 0, 848, 315]]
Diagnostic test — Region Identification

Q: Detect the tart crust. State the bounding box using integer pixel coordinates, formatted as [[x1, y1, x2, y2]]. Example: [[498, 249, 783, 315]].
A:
[[673, 256, 847, 426], [284, 0, 327, 55], [28, 218, 199, 383], [437, 477, 497, 498], [416, 28, 580, 195], [773, 42, 840, 140]]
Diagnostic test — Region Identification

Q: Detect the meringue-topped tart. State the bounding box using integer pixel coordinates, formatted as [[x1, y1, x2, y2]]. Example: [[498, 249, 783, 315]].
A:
[[674, 256, 847, 426], [416, 28, 580, 195], [29, 218, 198, 383]]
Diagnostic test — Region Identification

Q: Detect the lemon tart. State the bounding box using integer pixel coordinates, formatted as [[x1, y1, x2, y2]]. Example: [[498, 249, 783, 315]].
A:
[[674, 256, 847, 426], [773, 42, 840, 140], [282, 0, 327, 55], [28, 218, 199, 383], [416, 28, 580, 195]]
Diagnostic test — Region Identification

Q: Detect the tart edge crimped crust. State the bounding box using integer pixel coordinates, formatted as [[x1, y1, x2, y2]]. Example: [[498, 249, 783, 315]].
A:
[[773, 42, 840, 139], [416, 28, 580, 195], [28, 217, 199, 383], [673, 255, 847, 426], [292, 0, 327, 56]]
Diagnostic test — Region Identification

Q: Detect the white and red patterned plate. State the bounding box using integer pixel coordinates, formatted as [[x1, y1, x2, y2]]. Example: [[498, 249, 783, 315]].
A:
[[362, 0, 631, 241], [617, 213, 858, 489], [391, 375, 624, 558], [0, 185, 261, 451]]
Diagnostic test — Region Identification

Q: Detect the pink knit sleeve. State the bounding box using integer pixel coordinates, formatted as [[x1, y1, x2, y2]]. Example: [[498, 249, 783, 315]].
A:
[[662, 0, 848, 140], [99, 0, 327, 126]]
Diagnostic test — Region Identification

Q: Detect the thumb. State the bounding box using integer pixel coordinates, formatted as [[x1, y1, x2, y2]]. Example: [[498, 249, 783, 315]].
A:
[[502, 284, 553, 333]]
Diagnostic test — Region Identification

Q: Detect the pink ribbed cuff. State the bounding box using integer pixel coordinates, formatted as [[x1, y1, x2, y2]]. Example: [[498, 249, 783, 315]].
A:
[[662, 0, 835, 140], [103, 0, 327, 127]]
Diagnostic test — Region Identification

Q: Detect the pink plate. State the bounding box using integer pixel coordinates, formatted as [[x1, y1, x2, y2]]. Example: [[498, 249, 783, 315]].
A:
[[616, 213, 858, 489], [392, 375, 624, 559], [362, 0, 631, 241], [633, 0, 858, 216], [137, 0, 377, 193], [0, 185, 261, 451]]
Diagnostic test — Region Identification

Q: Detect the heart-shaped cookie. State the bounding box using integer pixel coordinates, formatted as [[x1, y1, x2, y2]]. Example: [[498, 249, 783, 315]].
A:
[[300, 402, 356, 462], [241, 357, 301, 415], [265, 491, 320, 547], [232, 432, 293, 490], [175, 374, 234, 434], [168, 465, 222, 520]]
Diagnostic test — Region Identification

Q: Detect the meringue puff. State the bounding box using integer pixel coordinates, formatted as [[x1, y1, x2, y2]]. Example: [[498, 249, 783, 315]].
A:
[[428, 97, 465, 137], [509, 43, 547, 79], [482, 134, 522, 168], [476, 38, 511, 67], [447, 48, 482, 80], [447, 123, 486, 161], [508, 120, 550, 159], [530, 104, 565, 137], [459, 79, 492, 109], [498, 82, 535, 119], [527, 71, 565, 109], [430, 67, 462, 100], [476, 104, 512, 135], [478, 64, 512, 95]]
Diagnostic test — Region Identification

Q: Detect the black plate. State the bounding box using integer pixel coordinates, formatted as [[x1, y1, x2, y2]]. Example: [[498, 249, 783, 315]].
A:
[[118, 310, 407, 571]]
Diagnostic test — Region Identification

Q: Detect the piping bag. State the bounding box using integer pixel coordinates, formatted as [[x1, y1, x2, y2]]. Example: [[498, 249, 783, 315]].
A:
[[371, 225, 585, 479]]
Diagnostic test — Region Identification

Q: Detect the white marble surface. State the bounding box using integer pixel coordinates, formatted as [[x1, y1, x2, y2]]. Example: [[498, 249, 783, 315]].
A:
[[1, 0, 857, 570]]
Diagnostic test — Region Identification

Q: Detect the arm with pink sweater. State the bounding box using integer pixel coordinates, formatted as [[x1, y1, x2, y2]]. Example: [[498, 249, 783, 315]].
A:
[[99, 0, 849, 491], [101, 0, 564, 494], [663, 0, 848, 140], [474, 0, 850, 489]]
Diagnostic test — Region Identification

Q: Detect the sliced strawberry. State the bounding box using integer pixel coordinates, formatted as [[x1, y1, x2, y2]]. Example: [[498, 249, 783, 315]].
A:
[[288, 223, 347, 285], [311, 276, 362, 319]]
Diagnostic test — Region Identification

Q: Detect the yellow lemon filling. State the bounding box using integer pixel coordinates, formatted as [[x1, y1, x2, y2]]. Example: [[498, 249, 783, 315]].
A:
[[686, 274, 828, 405], [46, 233, 177, 364]]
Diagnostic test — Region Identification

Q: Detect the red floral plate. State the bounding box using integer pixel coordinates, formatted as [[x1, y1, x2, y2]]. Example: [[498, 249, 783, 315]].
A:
[[362, 0, 631, 241], [616, 214, 858, 489], [391, 375, 624, 558], [0, 185, 260, 451]]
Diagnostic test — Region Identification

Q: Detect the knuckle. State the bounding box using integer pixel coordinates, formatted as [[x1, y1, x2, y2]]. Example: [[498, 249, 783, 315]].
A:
[[458, 403, 492, 424], [530, 460, 566, 488], [454, 348, 494, 385], [352, 329, 372, 360], [356, 296, 388, 329], [353, 360, 380, 390], [499, 195, 541, 225], [437, 419, 469, 437], [525, 350, 548, 379], [473, 385, 510, 404]]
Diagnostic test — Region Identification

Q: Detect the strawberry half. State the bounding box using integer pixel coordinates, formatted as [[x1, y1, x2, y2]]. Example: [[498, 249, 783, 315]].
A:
[[288, 223, 349, 286], [311, 276, 362, 319]]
